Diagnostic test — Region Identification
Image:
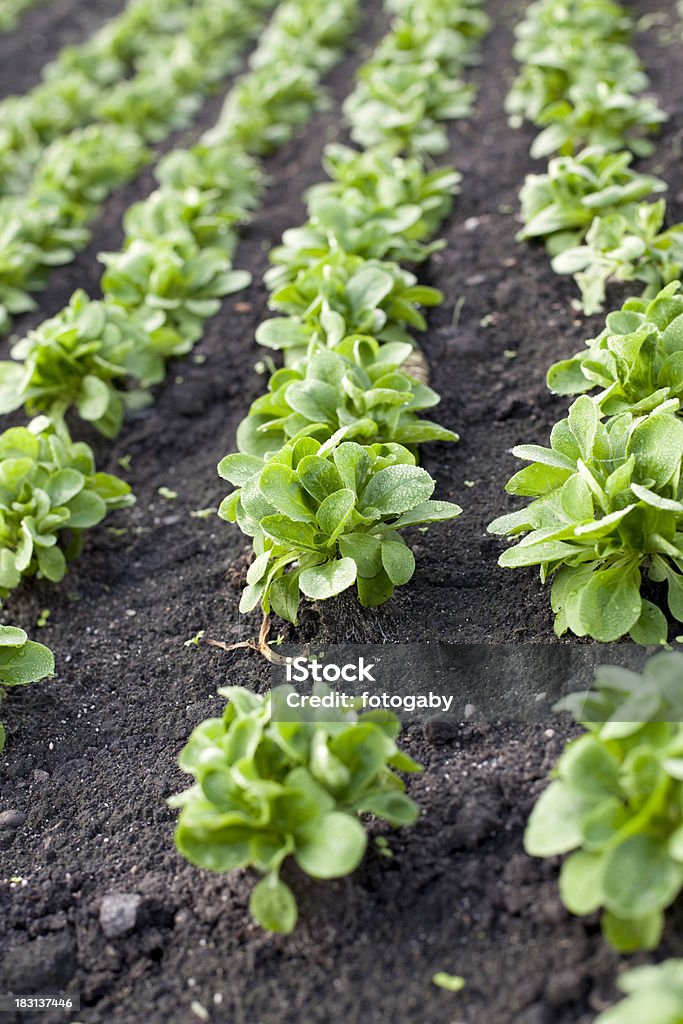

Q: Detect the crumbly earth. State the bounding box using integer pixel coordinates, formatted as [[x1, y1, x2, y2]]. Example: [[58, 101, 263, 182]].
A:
[[1, 1, 683, 1022]]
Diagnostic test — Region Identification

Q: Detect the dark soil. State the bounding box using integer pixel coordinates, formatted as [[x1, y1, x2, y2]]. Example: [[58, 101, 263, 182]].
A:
[[1, 2, 683, 1023], [0, 0, 127, 101]]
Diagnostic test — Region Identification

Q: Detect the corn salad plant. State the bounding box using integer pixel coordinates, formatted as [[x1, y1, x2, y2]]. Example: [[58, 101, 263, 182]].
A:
[[0, 625, 54, 753], [489, 395, 683, 644], [595, 961, 683, 1023], [218, 0, 488, 624], [170, 684, 421, 933], [220, 435, 460, 621], [0, 417, 133, 601], [0, 0, 367, 605], [0, 0, 363, 435], [0, 0, 277, 333], [547, 282, 683, 413], [526, 652, 683, 952], [507, 0, 683, 314]]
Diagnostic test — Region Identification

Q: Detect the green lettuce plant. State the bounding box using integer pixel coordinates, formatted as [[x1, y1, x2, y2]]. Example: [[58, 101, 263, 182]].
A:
[[267, 144, 460, 269], [0, 291, 165, 437], [488, 396, 683, 644], [258, 255, 442, 355], [99, 238, 251, 356], [0, 625, 54, 753], [547, 282, 683, 412], [518, 147, 665, 257], [0, 0, 276, 333], [219, 434, 461, 623], [595, 961, 683, 1022], [236, 340, 456, 458], [506, 0, 665, 157], [552, 201, 683, 314], [170, 683, 422, 933], [526, 652, 683, 952], [0, 417, 134, 598]]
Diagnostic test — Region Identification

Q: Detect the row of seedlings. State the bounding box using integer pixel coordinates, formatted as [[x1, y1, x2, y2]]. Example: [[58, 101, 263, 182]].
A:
[[489, 0, 683, 646], [0, 0, 279, 334], [507, 0, 680, 315], [495, 2, 683, 1011], [169, 0, 490, 933], [0, 0, 369, 751], [215, 0, 491, 625]]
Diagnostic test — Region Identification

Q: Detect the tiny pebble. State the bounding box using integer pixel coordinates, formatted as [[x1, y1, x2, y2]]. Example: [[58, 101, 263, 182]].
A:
[[0, 809, 27, 829]]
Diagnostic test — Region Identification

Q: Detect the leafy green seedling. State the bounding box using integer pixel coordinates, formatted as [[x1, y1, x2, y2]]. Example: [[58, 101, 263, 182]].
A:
[[0, 625, 54, 753], [552, 201, 683, 314], [219, 433, 461, 623], [0, 291, 162, 438], [548, 282, 683, 412], [36, 608, 50, 628], [0, 416, 134, 598], [158, 486, 178, 501], [595, 960, 683, 1022], [518, 147, 665, 257], [237, 339, 456, 458], [489, 395, 683, 643], [170, 683, 422, 933], [432, 973, 466, 992], [526, 652, 683, 951], [184, 630, 205, 648]]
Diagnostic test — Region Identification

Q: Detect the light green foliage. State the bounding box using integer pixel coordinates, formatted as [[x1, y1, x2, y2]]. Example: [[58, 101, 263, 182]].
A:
[[595, 960, 683, 1023], [219, 435, 461, 623], [218, 0, 486, 622], [0, 625, 54, 753], [526, 653, 683, 952], [269, 144, 461, 268], [1, 0, 363, 441], [170, 684, 422, 933], [236, 339, 456, 458], [548, 283, 683, 413], [518, 147, 666, 257], [0, 290, 164, 437], [508, 0, 681, 312], [0, 0, 277, 333], [0, 417, 134, 600], [507, 0, 665, 157], [344, 0, 489, 154], [489, 395, 683, 644], [0, 126, 148, 333], [552, 201, 683, 315], [259, 255, 443, 355]]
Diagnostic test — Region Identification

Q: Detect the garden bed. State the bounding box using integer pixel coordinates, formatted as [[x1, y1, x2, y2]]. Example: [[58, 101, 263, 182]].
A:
[[1, 0, 683, 1021]]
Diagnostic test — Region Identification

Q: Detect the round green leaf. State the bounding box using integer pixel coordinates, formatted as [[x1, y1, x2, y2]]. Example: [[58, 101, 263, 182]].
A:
[[295, 811, 367, 878]]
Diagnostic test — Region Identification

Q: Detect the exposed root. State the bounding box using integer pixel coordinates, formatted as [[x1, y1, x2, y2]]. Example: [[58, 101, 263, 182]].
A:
[[207, 614, 288, 664]]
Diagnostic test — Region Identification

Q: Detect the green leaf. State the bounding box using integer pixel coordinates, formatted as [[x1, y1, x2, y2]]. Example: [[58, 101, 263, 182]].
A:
[[574, 565, 642, 642], [602, 909, 663, 953], [381, 540, 415, 586], [360, 464, 434, 515], [259, 464, 315, 522], [295, 811, 367, 878], [602, 835, 683, 919], [249, 875, 297, 934], [559, 851, 604, 916], [299, 558, 357, 600]]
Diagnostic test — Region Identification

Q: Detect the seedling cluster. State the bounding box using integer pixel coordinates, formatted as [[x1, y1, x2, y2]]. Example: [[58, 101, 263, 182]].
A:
[[218, 0, 490, 623]]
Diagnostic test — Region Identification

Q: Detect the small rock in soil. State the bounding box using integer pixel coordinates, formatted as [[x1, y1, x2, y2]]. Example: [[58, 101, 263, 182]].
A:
[[0, 809, 27, 829], [33, 770, 50, 783], [423, 713, 460, 744], [99, 893, 142, 938]]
